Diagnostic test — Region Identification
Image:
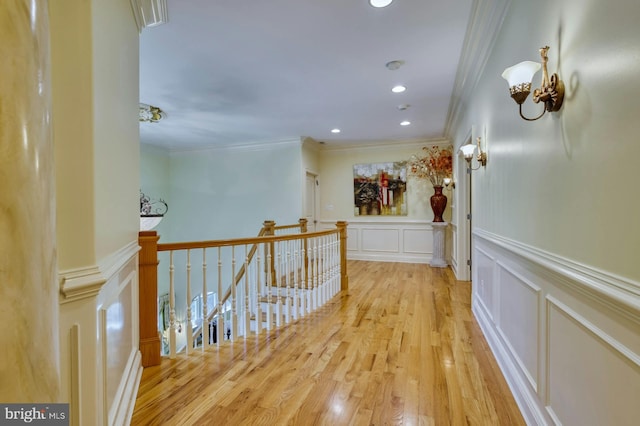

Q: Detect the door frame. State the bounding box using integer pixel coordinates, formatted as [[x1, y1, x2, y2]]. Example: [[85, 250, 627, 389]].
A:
[[304, 170, 319, 232], [455, 128, 473, 281]]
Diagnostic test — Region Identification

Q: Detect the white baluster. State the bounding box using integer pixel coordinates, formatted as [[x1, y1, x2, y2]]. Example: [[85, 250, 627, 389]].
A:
[[217, 247, 224, 345], [333, 235, 338, 295], [313, 239, 319, 311], [292, 240, 299, 320], [230, 246, 237, 341], [334, 234, 340, 296], [255, 248, 262, 335], [300, 239, 307, 317], [186, 249, 193, 354], [244, 245, 251, 337], [266, 244, 273, 331], [202, 248, 208, 350], [285, 241, 291, 324], [169, 251, 176, 359], [275, 244, 283, 327], [320, 236, 325, 305]]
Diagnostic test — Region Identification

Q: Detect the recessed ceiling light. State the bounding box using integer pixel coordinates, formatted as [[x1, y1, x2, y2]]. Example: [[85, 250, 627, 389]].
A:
[[397, 104, 411, 110], [400, 121, 411, 126], [331, 128, 341, 133], [392, 85, 406, 93], [369, 0, 394, 8]]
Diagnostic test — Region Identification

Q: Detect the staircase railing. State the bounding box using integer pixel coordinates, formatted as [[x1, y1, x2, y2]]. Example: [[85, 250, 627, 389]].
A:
[[138, 220, 348, 366]]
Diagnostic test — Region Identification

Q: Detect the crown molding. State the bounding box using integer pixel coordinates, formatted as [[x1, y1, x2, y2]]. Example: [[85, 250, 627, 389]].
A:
[[168, 137, 303, 155], [320, 137, 451, 153], [444, 0, 511, 138]]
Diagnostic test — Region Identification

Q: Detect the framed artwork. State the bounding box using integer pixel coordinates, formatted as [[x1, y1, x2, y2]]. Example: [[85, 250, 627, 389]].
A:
[[353, 161, 407, 216]]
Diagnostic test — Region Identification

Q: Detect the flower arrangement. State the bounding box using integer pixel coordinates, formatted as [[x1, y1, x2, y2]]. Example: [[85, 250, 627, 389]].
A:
[[408, 145, 453, 187]]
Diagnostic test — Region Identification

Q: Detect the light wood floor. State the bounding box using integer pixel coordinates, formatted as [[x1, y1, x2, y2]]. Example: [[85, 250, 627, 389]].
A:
[[131, 261, 524, 426]]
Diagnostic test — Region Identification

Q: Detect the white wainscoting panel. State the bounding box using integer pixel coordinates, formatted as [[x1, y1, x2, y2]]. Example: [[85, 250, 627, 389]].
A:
[[475, 247, 496, 319], [97, 250, 142, 426], [472, 229, 640, 426], [59, 240, 141, 426], [361, 228, 399, 253], [546, 296, 640, 426], [320, 219, 440, 264], [450, 222, 458, 272], [496, 264, 540, 393]]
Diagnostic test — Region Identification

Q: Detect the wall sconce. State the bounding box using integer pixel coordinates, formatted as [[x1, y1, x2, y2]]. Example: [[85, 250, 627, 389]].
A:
[[443, 177, 455, 190], [459, 137, 487, 170], [140, 191, 168, 231], [501, 46, 564, 121]]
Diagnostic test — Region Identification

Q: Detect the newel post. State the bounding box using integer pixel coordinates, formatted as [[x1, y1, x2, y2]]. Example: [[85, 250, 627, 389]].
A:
[[336, 221, 349, 291], [299, 218, 308, 233], [139, 231, 161, 367]]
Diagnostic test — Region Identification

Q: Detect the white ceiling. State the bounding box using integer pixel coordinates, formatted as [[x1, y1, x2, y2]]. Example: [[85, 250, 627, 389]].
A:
[[139, 0, 474, 150]]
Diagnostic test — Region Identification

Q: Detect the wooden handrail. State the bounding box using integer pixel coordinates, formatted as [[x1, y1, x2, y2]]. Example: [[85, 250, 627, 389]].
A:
[[139, 219, 348, 364], [157, 228, 339, 252]]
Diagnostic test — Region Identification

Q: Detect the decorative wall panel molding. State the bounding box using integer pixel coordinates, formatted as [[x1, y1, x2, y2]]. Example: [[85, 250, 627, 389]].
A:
[[546, 296, 640, 425], [473, 229, 640, 317], [471, 229, 640, 426], [320, 219, 440, 264], [59, 242, 141, 426]]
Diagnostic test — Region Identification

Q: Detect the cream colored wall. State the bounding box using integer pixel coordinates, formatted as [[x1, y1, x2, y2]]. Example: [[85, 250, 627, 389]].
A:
[[453, 0, 640, 282], [92, 0, 141, 260], [302, 137, 321, 174], [319, 140, 451, 221], [51, 0, 96, 270], [52, 0, 140, 269]]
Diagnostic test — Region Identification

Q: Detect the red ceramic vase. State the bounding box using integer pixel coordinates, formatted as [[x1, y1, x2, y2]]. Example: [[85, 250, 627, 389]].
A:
[[430, 185, 447, 222]]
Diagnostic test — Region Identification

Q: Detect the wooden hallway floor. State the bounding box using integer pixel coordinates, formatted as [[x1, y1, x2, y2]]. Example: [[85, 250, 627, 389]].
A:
[[130, 260, 524, 426]]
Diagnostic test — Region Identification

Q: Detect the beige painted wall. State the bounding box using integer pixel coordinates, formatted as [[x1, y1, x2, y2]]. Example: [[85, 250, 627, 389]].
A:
[[52, 0, 140, 269], [452, 0, 640, 282], [92, 0, 140, 261], [319, 140, 452, 222], [51, 0, 96, 270]]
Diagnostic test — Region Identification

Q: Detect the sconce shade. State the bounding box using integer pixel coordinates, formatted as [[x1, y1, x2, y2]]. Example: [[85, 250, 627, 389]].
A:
[[502, 61, 541, 105], [140, 215, 163, 231], [502, 61, 541, 86], [459, 143, 477, 159]]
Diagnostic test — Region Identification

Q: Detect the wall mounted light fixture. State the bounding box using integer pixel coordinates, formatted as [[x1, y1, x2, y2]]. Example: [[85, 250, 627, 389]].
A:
[[501, 46, 564, 121], [459, 137, 487, 170], [140, 191, 168, 231], [443, 177, 455, 190]]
